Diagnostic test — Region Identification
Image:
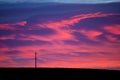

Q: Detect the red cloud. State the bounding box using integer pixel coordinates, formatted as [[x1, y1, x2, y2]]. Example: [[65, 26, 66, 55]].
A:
[[12, 39, 120, 54], [104, 24, 120, 35], [10, 43, 119, 68], [79, 29, 103, 41], [0, 21, 27, 30], [19, 29, 75, 41], [0, 12, 120, 68], [0, 39, 120, 68], [31, 12, 118, 42]]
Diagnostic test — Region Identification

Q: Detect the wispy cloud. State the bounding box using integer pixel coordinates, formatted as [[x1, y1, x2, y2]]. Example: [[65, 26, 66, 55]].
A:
[[104, 24, 120, 35], [0, 21, 27, 30], [0, 3, 120, 69]]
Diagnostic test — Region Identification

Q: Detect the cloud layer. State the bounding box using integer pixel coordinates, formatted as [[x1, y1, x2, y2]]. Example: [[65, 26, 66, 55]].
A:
[[0, 3, 120, 70]]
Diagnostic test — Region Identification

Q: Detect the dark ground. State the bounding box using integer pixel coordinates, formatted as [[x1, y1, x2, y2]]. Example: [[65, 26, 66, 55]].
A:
[[0, 68, 119, 79]]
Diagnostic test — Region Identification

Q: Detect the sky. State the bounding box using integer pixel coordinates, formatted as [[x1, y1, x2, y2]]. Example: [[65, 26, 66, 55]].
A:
[[0, 0, 120, 3], [0, 2, 120, 70]]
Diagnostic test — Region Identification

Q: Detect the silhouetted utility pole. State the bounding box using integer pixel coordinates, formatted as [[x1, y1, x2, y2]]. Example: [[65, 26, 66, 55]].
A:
[[35, 52, 37, 68]]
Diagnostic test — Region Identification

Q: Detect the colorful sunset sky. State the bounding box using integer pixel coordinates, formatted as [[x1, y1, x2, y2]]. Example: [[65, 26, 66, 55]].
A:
[[0, 1, 120, 70]]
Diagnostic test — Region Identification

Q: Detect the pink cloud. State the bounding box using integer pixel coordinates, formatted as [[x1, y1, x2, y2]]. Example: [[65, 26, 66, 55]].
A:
[[0, 38, 120, 68], [19, 30, 75, 41], [14, 21, 27, 26], [12, 39, 119, 54], [0, 12, 120, 68], [28, 12, 118, 42], [104, 24, 120, 35], [0, 21, 27, 30], [79, 29, 103, 41], [39, 12, 118, 29], [16, 12, 119, 42]]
